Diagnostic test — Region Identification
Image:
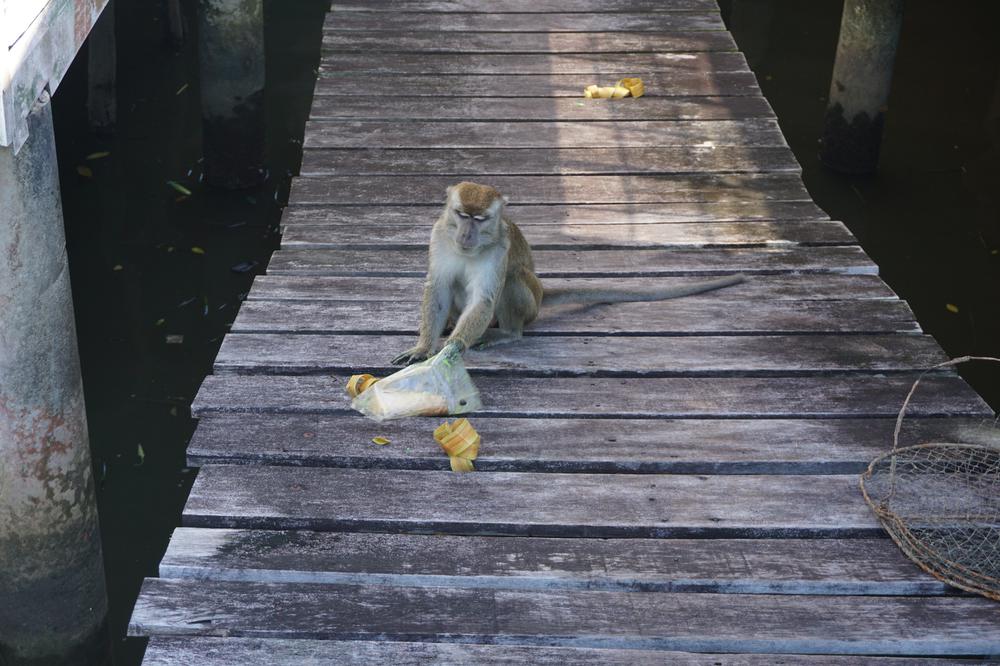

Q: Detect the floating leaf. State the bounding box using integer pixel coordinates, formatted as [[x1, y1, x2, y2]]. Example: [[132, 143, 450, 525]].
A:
[[136, 444, 145, 465], [372, 437, 391, 446], [190, 246, 206, 255], [176, 83, 189, 95], [155, 318, 166, 327], [946, 303, 959, 314], [167, 180, 192, 196], [76, 165, 93, 178], [86, 151, 111, 160], [165, 334, 184, 344], [112, 264, 124, 271]]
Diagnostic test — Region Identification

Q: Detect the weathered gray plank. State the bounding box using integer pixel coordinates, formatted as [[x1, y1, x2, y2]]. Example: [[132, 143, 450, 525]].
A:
[[212, 333, 946, 377], [303, 120, 784, 149], [322, 31, 739, 54], [281, 221, 851, 249], [229, 299, 918, 336], [323, 12, 727, 32], [281, 202, 830, 225], [288, 174, 810, 206], [314, 72, 760, 97], [298, 147, 800, 176], [183, 465, 881, 537], [321, 52, 750, 76], [140, 637, 981, 666], [265, 246, 877, 277], [187, 413, 998, 475], [329, 0, 721, 12], [190, 374, 991, 419], [161, 529, 958, 595], [247, 274, 896, 302], [308, 96, 774, 123]]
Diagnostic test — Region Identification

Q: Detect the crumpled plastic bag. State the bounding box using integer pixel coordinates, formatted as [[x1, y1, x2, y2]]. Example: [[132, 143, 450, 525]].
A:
[[351, 343, 482, 421]]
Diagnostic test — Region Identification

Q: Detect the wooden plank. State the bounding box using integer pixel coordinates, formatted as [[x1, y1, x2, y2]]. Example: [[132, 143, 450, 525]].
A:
[[289, 174, 811, 206], [187, 413, 998, 475], [314, 72, 760, 97], [189, 374, 991, 419], [323, 12, 727, 32], [212, 333, 946, 377], [247, 274, 896, 302], [141, 637, 980, 666], [161, 529, 957, 596], [299, 147, 800, 176], [182, 465, 882, 537], [329, 0, 721, 12], [303, 121, 786, 150], [322, 31, 739, 54], [281, 202, 830, 225], [131, 580, 1000, 655], [229, 299, 919, 336], [265, 246, 878, 277], [280, 221, 851, 249], [305, 121, 784, 150], [321, 52, 751, 76], [308, 96, 772, 122]]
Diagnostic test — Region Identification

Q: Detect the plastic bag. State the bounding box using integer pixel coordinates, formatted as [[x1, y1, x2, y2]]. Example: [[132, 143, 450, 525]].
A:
[[351, 343, 482, 421]]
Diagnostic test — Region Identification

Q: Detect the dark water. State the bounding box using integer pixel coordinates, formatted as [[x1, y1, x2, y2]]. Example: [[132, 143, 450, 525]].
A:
[[51, 1, 328, 663], [721, 0, 1000, 408], [46, 1, 1000, 663]]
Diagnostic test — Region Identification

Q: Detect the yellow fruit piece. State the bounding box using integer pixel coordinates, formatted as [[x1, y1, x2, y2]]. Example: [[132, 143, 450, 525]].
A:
[[450, 456, 474, 473], [76, 165, 93, 178], [435, 418, 481, 472], [346, 373, 379, 398], [946, 303, 959, 314], [371, 437, 390, 446], [618, 77, 645, 98]]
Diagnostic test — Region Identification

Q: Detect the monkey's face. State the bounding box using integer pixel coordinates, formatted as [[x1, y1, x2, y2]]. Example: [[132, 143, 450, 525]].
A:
[[445, 183, 506, 253]]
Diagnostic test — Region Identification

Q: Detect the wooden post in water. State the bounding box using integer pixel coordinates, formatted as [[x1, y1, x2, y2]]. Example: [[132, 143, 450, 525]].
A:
[[167, 0, 185, 48], [820, 0, 903, 174], [0, 93, 109, 665], [198, 0, 266, 189], [87, 0, 117, 132]]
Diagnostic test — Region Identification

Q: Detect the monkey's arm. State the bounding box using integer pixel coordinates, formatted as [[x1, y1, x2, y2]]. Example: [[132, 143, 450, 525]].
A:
[[446, 255, 506, 352], [391, 278, 451, 365]]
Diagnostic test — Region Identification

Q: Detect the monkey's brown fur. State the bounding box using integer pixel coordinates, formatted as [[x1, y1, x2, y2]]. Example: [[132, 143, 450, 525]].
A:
[[391, 182, 743, 365]]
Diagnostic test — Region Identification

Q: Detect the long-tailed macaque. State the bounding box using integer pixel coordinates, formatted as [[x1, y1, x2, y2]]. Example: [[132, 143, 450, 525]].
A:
[[391, 182, 744, 365]]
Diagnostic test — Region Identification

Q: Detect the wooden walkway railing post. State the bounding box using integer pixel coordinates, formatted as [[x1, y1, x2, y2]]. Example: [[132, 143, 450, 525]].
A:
[[197, 0, 266, 189], [0, 92, 109, 665], [820, 0, 904, 174]]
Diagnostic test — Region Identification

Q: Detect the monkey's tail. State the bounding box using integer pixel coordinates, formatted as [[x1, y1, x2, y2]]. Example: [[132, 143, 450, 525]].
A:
[[541, 274, 745, 306]]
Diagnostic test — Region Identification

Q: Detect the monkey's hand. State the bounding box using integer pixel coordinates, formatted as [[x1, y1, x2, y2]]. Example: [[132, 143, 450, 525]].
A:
[[391, 345, 433, 366]]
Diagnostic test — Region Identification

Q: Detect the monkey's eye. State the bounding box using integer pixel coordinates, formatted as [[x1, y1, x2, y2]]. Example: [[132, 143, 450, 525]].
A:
[[456, 211, 471, 219], [473, 215, 486, 222]]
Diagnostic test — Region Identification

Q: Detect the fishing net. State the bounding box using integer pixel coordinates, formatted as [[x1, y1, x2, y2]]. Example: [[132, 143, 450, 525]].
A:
[[860, 356, 1000, 600]]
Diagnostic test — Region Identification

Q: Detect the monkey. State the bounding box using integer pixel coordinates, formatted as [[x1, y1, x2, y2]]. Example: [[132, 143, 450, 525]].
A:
[[391, 182, 745, 365]]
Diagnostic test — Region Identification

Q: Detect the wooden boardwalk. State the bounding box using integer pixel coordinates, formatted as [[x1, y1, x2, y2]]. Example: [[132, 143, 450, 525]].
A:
[[130, 1, 1000, 662]]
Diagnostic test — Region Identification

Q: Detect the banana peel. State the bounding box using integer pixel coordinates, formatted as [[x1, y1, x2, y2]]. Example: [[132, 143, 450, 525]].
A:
[[434, 418, 480, 473], [583, 78, 645, 99], [346, 373, 379, 398]]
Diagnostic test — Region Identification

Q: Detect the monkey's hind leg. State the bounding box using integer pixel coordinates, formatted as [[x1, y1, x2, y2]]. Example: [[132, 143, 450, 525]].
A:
[[471, 279, 535, 350]]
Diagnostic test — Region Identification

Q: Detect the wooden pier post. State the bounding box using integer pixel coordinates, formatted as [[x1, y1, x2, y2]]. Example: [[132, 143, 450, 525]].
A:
[[0, 93, 109, 665], [87, 0, 117, 132], [167, 0, 185, 48], [197, 0, 266, 189], [820, 0, 903, 174]]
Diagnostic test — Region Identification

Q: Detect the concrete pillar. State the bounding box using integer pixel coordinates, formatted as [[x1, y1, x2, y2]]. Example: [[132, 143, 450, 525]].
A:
[[820, 0, 904, 174], [87, 0, 117, 132], [198, 0, 266, 189], [167, 0, 185, 48], [0, 93, 109, 665]]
